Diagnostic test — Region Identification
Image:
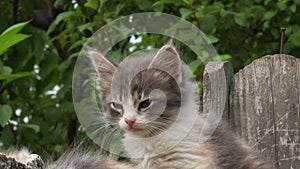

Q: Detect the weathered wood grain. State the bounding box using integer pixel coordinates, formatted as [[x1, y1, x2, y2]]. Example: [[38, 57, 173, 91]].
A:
[[229, 54, 300, 168], [203, 61, 233, 120], [201, 61, 233, 140]]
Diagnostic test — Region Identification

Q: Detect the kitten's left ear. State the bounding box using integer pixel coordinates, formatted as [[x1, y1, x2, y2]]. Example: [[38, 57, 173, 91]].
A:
[[149, 44, 181, 81], [87, 50, 117, 91]]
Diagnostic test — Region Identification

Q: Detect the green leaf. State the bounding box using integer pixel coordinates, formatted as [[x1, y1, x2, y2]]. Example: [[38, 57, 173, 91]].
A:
[[234, 13, 248, 27], [39, 54, 59, 79], [153, 0, 185, 7], [68, 51, 81, 60], [77, 23, 94, 32], [32, 33, 45, 62], [182, 0, 190, 5], [218, 54, 232, 61], [195, 8, 204, 18], [0, 21, 30, 36], [3, 66, 12, 74], [0, 72, 34, 84], [179, 8, 193, 19], [203, 6, 220, 15], [0, 34, 31, 56], [153, 3, 164, 12], [54, 0, 64, 8], [68, 39, 88, 51], [0, 105, 13, 127], [100, 0, 108, 5], [57, 101, 74, 114], [263, 11, 276, 20], [135, 0, 153, 10], [291, 4, 297, 13], [207, 35, 219, 43], [84, 0, 99, 10], [0, 127, 14, 145], [0, 21, 31, 56], [198, 82, 203, 92], [188, 59, 202, 73], [54, 145, 65, 153], [47, 11, 77, 34], [288, 32, 300, 47], [201, 15, 217, 33], [277, 0, 287, 10], [19, 124, 40, 133], [107, 50, 123, 61]]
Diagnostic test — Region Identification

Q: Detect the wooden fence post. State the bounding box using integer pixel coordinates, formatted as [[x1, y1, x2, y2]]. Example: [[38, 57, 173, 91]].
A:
[[203, 61, 233, 120], [229, 54, 300, 168]]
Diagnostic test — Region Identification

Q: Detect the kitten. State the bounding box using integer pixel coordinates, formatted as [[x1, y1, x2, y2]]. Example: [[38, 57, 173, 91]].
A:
[[91, 44, 275, 169]]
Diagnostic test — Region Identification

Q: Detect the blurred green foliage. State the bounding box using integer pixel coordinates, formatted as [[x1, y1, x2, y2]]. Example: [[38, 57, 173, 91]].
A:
[[0, 0, 299, 159]]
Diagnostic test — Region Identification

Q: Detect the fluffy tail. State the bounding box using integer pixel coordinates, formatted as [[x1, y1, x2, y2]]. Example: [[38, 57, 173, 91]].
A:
[[45, 148, 135, 169]]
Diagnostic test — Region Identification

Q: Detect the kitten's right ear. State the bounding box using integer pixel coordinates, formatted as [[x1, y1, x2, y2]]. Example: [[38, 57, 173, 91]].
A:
[[88, 51, 117, 90], [149, 44, 182, 82]]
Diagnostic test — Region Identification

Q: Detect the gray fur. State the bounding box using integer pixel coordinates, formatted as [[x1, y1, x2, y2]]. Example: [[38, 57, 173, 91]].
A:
[[209, 122, 275, 169], [45, 147, 135, 169], [45, 148, 108, 169]]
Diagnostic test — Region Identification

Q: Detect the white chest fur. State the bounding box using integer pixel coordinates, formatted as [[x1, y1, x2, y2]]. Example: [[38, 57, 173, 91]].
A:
[[122, 117, 217, 169]]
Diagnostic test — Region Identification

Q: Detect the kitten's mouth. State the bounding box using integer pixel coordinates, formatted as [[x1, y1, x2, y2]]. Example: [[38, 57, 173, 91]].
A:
[[128, 126, 142, 132], [123, 124, 144, 133]]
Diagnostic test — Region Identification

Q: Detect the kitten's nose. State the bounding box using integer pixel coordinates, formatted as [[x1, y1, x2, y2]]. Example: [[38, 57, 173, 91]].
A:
[[125, 118, 135, 128]]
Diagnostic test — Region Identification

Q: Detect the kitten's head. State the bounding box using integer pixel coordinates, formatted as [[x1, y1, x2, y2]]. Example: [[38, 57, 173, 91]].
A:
[[90, 45, 185, 138]]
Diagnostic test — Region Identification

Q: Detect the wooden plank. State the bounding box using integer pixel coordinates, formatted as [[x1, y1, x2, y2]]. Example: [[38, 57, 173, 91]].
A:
[[268, 54, 300, 168], [230, 54, 300, 168], [230, 55, 276, 162], [202, 61, 233, 120]]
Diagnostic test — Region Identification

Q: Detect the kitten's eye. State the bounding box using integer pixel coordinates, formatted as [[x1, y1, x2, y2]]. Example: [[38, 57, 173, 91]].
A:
[[110, 102, 123, 112], [138, 99, 152, 111]]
